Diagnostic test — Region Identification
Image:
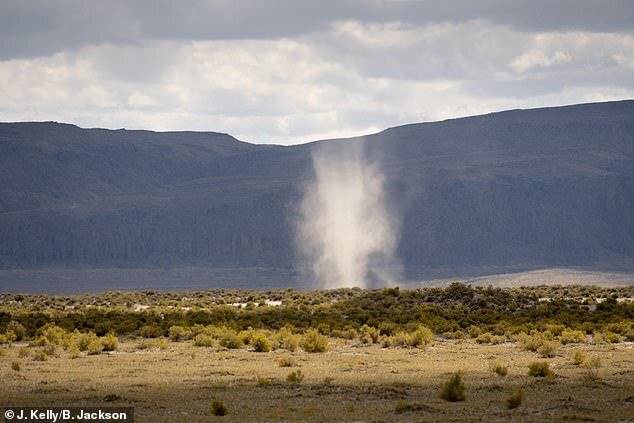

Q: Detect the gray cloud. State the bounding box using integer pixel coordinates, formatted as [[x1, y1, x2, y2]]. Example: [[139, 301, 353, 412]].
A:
[[2, 0, 633, 59], [0, 1, 633, 143]]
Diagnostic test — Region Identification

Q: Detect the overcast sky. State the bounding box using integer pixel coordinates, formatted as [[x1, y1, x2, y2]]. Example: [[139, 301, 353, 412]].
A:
[[1, 1, 633, 144]]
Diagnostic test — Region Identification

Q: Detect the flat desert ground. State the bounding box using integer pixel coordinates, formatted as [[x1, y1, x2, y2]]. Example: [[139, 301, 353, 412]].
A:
[[2, 339, 633, 422]]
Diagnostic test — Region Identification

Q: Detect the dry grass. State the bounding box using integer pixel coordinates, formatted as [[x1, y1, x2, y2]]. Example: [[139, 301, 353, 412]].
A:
[[0, 338, 632, 422]]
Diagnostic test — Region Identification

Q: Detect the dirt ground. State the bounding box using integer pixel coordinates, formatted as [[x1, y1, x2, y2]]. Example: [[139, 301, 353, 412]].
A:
[[1, 339, 633, 422]]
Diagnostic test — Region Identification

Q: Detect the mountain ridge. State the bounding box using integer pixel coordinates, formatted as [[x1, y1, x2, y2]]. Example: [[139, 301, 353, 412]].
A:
[[1, 100, 633, 290]]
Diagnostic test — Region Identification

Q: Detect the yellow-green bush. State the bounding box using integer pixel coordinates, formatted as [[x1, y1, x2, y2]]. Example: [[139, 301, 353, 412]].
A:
[[537, 340, 559, 358], [272, 328, 300, 352], [193, 334, 215, 347], [410, 326, 434, 348], [218, 328, 243, 349], [559, 329, 586, 344], [101, 333, 118, 352], [7, 321, 26, 340], [286, 369, 304, 384], [527, 361, 553, 378], [168, 325, 192, 342], [87, 339, 104, 355], [476, 332, 506, 345], [251, 332, 272, 352], [300, 329, 328, 353]]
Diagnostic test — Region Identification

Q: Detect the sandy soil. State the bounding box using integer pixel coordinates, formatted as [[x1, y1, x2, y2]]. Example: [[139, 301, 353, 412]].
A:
[[1, 339, 633, 422]]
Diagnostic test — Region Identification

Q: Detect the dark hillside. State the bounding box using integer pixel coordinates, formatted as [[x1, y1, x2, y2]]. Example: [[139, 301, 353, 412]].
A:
[[1, 101, 633, 288]]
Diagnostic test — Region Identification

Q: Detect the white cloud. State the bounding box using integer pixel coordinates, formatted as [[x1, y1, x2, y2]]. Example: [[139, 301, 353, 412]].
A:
[[0, 21, 633, 144], [511, 50, 572, 72]]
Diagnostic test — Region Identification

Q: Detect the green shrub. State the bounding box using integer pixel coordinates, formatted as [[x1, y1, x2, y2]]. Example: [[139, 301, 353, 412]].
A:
[[331, 327, 358, 340], [300, 329, 328, 353], [604, 331, 625, 343], [75, 332, 99, 352], [439, 372, 466, 402], [527, 361, 553, 378], [518, 332, 549, 352], [286, 369, 304, 384], [392, 332, 413, 347], [272, 328, 300, 352], [7, 321, 27, 341], [251, 333, 272, 352], [584, 356, 602, 369], [506, 387, 523, 409], [193, 334, 215, 347], [537, 340, 559, 358], [443, 330, 465, 340], [168, 326, 191, 342], [544, 324, 565, 336], [218, 329, 243, 349], [139, 324, 162, 338], [468, 325, 482, 338], [360, 325, 380, 343], [211, 400, 227, 416], [0, 331, 17, 345], [592, 331, 622, 345], [11, 361, 21, 371], [476, 332, 505, 345], [378, 322, 398, 336], [559, 329, 586, 344], [137, 338, 166, 351]]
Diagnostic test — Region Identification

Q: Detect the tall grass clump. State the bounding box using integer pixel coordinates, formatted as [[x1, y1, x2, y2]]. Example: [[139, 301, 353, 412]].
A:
[[527, 361, 554, 378], [490, 362, 508, 376], [286, 369, 304, 384], [211, 399, 227, 416], [439, 372, 466, 402], [571, 350, 587, 365], [506, 387, 523, 409]]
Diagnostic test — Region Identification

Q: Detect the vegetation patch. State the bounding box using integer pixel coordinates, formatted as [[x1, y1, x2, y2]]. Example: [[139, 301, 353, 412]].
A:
[[439, 372, 466, 402]]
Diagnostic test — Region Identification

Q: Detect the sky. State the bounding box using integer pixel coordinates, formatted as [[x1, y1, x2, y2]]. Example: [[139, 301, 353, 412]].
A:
[[1, 0, 633, 144]]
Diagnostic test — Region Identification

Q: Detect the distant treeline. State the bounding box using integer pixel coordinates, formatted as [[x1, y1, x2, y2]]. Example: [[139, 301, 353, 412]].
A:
[[1, 284, 632, 338]]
